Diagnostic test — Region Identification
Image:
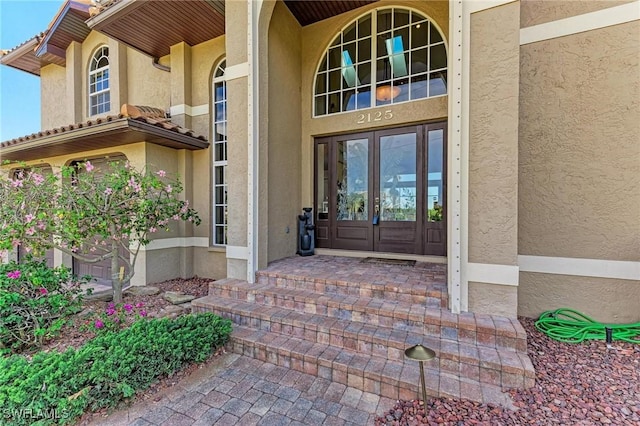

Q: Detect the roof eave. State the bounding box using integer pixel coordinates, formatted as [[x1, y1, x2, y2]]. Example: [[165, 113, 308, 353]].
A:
[[85, 0, 144, 28], [0, 38, 42, 76], [0, 118, 209, 162]]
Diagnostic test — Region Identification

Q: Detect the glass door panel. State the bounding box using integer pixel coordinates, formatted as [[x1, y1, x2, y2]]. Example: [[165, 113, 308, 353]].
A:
[[379, 133, 417, 221], [427, 129, 444, 222], [336, 139, 369, 221]]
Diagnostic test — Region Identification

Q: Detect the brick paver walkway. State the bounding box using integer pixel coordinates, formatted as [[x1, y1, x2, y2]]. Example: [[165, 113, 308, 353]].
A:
[[86, 353, 395, 425]]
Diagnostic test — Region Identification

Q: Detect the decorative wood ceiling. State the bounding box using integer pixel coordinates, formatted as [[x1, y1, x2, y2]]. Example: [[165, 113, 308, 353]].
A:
[[284, 0, 379, 26], [90, 0, 225, 59]]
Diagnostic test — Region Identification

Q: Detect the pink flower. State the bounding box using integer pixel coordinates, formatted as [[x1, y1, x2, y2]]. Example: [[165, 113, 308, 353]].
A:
[[85, 161, 95, 172], [90, 247, 97, 252], [39, 288, 48, 295], [165, 184, 172, 193], [24, 214, 34, 223], [139, 310, 147, 317], [31, 173, 45, 186], [94, 319, 104, 329], [37, 221, 46, 230], [11, 239, 21, 248], [11, 179, 23, 188], [135, 302, 144, 308], [25, 227, 36, 236], [6, 270, 21, 279], [104, 187, 113, 195], [156, 170, 167, 177], [149, 227, 157, 233], [106, 307, 116, 316], [124, 304, 133, 312]]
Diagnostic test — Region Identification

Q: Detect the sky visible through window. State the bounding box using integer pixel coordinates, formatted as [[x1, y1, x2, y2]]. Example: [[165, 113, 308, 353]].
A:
[[0, 0, 62, 141]]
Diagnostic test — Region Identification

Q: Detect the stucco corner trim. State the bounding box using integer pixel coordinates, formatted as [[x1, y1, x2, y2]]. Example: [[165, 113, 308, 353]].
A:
[[226, 245, 249, 260], [520, 1, 640, 45], [518, 255, 640, 281], [225, 62, 250, 81], [138, 237, 209, 251], [467, 263, 519, 286], [169, 104, 209, 117]]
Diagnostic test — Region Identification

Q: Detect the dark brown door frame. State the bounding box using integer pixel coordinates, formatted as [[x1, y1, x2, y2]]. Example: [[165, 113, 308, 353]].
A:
[[314, 121, 447, 256]]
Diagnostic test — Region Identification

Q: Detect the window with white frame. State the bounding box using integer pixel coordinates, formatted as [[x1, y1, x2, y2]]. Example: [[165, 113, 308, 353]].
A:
[[89, 46, 110, 116], [212, 60, 228, 245], [314, 7, 447, 116]]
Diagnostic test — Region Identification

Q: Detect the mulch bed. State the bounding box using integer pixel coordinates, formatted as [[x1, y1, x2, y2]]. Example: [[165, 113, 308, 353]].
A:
[[376, 317, 640, 425]]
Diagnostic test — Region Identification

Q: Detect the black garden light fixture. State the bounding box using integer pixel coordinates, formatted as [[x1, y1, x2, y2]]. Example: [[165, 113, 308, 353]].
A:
[[404, 344, 436, 404]]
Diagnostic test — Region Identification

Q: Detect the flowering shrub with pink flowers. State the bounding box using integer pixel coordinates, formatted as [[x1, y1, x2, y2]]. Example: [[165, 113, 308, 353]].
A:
[[0, 260, 87, 353], [0, 160, 200, 304]]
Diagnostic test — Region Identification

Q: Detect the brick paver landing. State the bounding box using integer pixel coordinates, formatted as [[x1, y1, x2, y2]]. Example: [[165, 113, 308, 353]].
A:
[[86, 353, 388, 425]]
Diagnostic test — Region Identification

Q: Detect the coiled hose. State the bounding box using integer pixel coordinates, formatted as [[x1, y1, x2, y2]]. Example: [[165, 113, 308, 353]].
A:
[[535, 308, 640, 344]]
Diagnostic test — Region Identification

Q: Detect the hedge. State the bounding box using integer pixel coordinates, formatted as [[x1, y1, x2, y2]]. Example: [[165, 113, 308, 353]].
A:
[[0, 313, 232, 425]]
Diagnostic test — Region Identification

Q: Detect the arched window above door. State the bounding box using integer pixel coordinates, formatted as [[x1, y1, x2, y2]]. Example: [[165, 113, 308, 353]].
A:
[[314, 7, 447, 117]]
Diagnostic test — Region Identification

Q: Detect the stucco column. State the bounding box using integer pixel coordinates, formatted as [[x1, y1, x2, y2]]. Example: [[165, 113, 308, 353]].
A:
[[465, 0, 521, 317], [169, 42, 192, 129], [107, 39, 127, 113], [66, 41, 83, 124]]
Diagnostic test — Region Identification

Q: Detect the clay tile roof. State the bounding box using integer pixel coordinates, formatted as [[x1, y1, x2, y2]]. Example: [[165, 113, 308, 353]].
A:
[[88, 0, 122, 17], [0, 105, 207, 149], [0, 32, 47, 58]]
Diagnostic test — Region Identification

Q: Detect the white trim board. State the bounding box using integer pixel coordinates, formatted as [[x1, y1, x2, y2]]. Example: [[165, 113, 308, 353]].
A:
[[520, 1, 640, 45], [226, 245, 249, 261], [169, 104, 209, 117], [225, 62, 250, 81], [138, 237, 209, 251], [518, 255, 640, 281], [467, 263, 519, 286]]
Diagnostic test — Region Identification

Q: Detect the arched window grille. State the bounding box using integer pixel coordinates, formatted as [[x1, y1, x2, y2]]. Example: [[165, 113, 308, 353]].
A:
[[314, 7, 447, 116], [212, 60, 228, 245], [89, 46, 110, 116]]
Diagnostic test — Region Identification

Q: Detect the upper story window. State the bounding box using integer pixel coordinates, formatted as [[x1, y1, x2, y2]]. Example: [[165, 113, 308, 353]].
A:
[[212, 60, 228, 246], [314, 7, 447, 116], [89, 46, 110, 116]]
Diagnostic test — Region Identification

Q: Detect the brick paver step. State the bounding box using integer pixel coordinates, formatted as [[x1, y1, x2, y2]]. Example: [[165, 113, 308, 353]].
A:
[[255, 264, 448, 305], [222, 325, 533, 403], [193, 293, 526, 353], [203, 279, 526, 352]]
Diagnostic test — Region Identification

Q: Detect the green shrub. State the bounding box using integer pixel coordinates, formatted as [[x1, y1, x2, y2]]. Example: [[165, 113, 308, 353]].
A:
[[0, 260, 86, 353], [0, 313, 232, 425]]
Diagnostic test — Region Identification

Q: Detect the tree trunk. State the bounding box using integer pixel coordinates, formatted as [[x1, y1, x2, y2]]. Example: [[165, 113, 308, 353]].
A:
[[110, 225, 122, 303]]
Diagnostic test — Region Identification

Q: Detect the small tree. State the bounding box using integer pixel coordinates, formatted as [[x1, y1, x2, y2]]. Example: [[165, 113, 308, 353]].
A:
[[0, 160, 200, 303]]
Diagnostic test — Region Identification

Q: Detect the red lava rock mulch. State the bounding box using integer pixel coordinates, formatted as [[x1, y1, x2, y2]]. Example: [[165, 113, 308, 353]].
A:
[[376, 317, 640, 425]]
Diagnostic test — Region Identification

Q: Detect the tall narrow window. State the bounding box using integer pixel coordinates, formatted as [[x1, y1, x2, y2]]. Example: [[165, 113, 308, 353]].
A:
[[212, 60, 228, 245], [89, 46, 110, 116], [314, 7, 447, 116]]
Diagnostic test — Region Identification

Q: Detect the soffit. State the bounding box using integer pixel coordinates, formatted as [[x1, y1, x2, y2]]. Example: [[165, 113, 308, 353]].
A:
[[88, 0, 225, 58], [0, 115, 209, 162], [0, 36, 46, 76], [284, 0, 379, 26], [35, 0, 93, 66]]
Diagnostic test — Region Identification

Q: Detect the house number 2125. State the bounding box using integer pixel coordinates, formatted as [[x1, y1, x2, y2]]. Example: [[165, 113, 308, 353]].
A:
[[357, 110, 393, 124]]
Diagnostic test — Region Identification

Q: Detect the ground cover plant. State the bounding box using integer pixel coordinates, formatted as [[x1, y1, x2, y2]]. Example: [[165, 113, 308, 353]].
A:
[[0, 260, 86, 354], [0, 312, 232, 426], [0, 160, 200, 303]]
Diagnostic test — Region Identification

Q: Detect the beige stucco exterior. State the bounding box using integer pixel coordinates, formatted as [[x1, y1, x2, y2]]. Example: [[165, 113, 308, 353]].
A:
[[4, 0, 639, 322]]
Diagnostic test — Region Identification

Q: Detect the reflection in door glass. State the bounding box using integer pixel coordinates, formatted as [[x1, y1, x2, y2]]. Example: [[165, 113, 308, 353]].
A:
[[427, 129, 444, 222], [337, 139, 368, 221], [379, 133, 417, 221]]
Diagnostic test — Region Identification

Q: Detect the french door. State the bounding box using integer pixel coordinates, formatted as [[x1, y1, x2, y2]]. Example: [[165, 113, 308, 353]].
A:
[[314, 122, 446, 256]]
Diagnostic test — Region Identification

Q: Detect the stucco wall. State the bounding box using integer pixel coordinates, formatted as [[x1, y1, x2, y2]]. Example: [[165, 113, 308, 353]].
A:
[[520, 0, 636, 27], [126, 47, 170, 110], [519, 273, 640, 323], [469, 282, 518, 318], [519, 22, 640, 262], [266, 2, 302, 262], [40, 64, 68, 130]]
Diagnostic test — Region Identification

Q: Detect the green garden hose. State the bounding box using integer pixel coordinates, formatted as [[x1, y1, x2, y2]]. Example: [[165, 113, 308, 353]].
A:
[[535, 308, 640, 344]]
